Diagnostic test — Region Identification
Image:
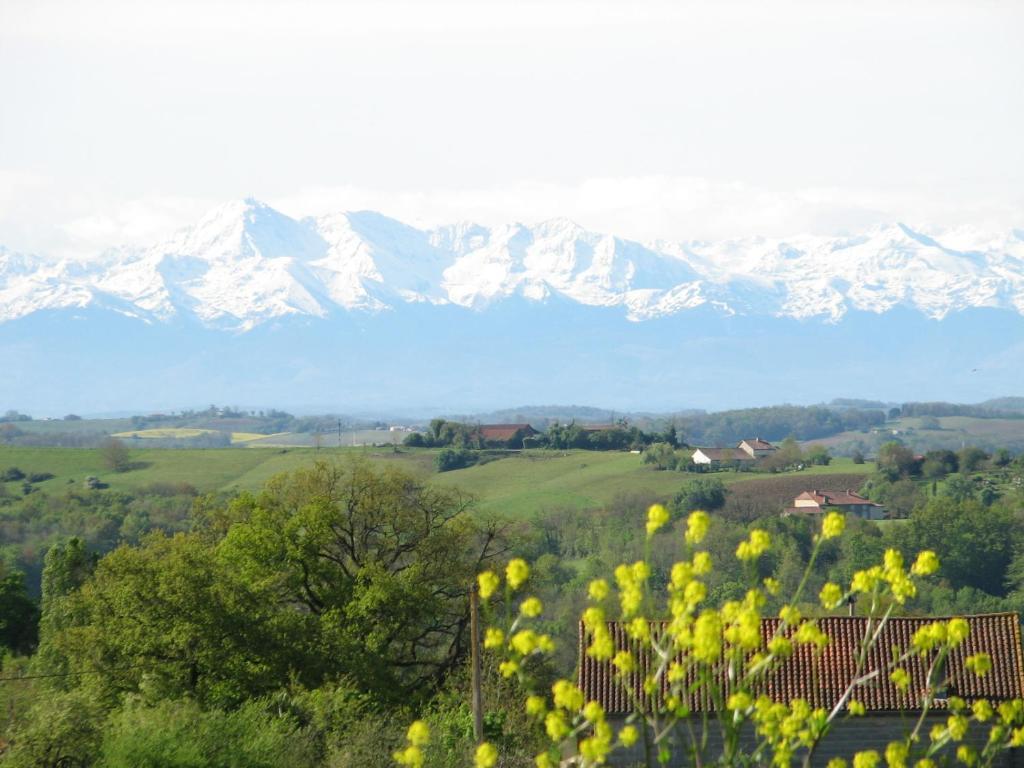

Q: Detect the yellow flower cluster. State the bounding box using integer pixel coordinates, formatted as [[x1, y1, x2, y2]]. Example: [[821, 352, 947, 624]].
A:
[[911, 550, 940, 576], [588, 578, 609, 601], [686, 510, 710, 544], [506, 558, 530, 590], [754, 696, 829, 766], [552, 679, 585, 711], [520, 597, 543, 617], [821, 511, 845, 539], [483, 627, 504, 649], [474, 742, 497, 768], [848, 546, 938, 605], [614, 561, 649, 618], [890, 668, 910, 691], [966, 652, 992, 677], [392, 721, 430, 768], [820, 582, 844, 610], [736, 529, 771, 561], [911, 618, 970, 654], [646, 503, 670, 536], [583, 605, 613, 660], [885, 740, 908, 768], [477, 570, 499, 600], [692, 610, 724, 663]]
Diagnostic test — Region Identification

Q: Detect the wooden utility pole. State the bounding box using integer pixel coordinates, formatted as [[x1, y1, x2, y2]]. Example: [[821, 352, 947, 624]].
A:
[[470, 582, 483, 743]]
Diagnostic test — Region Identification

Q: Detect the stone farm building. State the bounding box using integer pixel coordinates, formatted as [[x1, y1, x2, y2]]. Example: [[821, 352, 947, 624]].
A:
[[691, 447, 757, 468], [579, 614, 1024, 767], [786, 489, 887, 520], [692, 438, 777, 469], [738, 438, 778, 459]]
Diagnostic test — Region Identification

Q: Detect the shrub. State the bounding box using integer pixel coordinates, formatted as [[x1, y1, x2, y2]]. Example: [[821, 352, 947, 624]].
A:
[[97, 698, 317, 768], [436, 448, 477, 473]]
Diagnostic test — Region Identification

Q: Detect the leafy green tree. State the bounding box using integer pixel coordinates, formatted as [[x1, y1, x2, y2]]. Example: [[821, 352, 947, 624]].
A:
[[958, 445, 989, 473], [50, 531, 285, 708], [804, 444, 831, 466], [993, 448, 1013, 467], [859, 477, 922, 519], [673, 477, 727, 513], [0, 571, 38, 655], [763, 436, 803, 472], [2, 688, 107, 768], [979, 478, 1002, 507], [662, 423, 679, 448], [894, 497, 1021, 596], [641, 442, 678, 471], [99, 437, 131, 472], [403, 432, 427, 447], [876, 441, 919, 480], [35, 538, 98, 678], [217, 460, 495, 705], [942, 474, 976, 503], [41, 537, 95, 606], [922, 449, 958, 479]]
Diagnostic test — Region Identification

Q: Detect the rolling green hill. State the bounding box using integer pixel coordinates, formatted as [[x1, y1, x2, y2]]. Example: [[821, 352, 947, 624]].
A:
[[809, 416, 1024, 455], [0, 444, 870, 518]]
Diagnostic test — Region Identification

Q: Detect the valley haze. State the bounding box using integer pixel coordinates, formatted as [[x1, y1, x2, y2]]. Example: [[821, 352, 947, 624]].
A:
[[2, 198, 1023, 414]]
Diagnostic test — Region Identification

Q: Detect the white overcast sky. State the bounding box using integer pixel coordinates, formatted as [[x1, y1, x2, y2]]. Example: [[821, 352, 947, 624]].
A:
[[1, 0, 1022, 257]]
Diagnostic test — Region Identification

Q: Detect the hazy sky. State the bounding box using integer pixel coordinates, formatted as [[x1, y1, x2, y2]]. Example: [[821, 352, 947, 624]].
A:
[[1, 0, 1022, 257]]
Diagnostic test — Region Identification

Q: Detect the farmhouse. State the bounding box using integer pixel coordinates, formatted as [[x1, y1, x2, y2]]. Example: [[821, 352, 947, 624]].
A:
[[579, 614, 1024, 767], [473, 423, 538, 446], [738, 437, 778, 459], [786, 489, 886, 520], [691, 447, 757, 468]]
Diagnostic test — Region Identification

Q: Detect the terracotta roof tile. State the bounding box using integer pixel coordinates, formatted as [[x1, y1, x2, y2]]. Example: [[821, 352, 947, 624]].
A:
[[579, 614, 1024, 714], [475, 424, 537, 441]]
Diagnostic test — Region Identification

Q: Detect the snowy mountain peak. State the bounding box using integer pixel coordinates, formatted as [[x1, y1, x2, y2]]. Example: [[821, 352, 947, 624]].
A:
[[2, 200, 1024, 329]]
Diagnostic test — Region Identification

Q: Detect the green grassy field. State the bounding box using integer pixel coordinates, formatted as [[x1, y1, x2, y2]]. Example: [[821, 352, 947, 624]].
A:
[[430, 452, 868, 516], [0, 443, 871, 518], [0, 445, 331, 495]]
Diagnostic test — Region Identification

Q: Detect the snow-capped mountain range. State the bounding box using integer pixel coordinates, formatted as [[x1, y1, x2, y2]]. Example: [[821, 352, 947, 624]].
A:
[[4, 198, 1024, 330]]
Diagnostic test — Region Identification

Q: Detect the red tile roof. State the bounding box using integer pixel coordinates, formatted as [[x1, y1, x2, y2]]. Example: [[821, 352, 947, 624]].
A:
[[579, 614, 1024, 714], [475, 423, 537, 441]]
